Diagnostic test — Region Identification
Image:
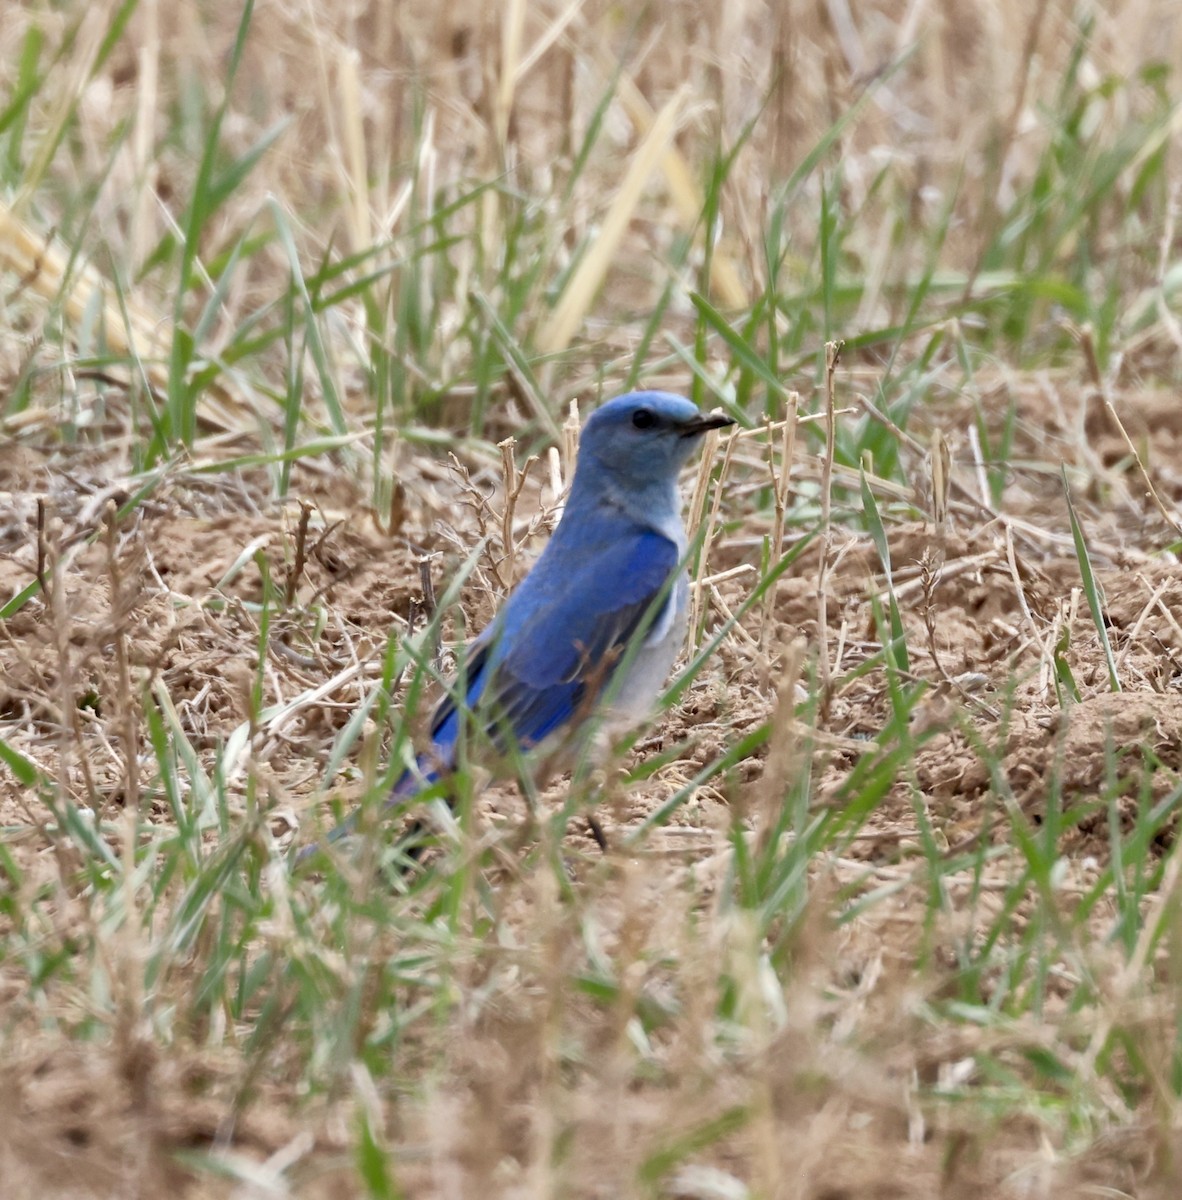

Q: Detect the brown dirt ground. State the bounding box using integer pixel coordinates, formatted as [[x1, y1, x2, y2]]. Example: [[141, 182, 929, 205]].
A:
[[2, 381, 1182, 1197]]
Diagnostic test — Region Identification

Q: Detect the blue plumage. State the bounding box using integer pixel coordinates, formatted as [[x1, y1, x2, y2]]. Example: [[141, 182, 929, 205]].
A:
[[305, 390, 732, 857]]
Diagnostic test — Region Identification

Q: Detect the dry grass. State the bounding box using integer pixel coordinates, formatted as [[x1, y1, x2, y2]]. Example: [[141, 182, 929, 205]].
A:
[[2, 1, 1182, 1197]]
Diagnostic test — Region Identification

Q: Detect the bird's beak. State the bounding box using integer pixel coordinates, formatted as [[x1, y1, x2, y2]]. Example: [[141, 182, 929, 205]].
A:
[[679, 410, 736, 438]]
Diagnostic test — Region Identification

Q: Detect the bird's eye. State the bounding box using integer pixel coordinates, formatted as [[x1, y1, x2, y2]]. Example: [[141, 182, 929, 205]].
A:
[[631, 409, 656, 430]]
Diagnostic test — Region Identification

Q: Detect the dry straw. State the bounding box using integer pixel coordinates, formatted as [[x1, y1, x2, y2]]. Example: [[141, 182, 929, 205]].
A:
[[538, 87, 686, 355]]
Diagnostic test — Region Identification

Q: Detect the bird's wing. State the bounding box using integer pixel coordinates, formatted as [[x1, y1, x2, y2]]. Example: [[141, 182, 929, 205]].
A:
[[426, 528, 680, 763]]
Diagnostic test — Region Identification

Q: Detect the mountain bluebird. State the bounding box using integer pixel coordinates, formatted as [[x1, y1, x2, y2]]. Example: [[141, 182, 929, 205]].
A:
[[306, 391, 733, 858]]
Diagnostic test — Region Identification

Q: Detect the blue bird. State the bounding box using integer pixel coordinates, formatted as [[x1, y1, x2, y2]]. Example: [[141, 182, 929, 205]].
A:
[[305, 391, 733, 859]]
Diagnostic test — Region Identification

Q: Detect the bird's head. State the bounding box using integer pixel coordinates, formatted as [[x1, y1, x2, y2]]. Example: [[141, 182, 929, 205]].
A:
[[575, 391, 734, 491]]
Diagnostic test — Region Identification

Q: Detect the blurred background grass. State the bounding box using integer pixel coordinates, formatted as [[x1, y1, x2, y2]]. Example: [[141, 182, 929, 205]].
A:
[[3, 0, 1180, 464]]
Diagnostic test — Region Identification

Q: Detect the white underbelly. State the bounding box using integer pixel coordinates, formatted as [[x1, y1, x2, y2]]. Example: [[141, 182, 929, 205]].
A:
[[604, 574, 689, 726]]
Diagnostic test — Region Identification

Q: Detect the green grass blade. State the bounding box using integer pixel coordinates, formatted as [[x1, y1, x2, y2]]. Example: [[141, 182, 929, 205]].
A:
[[1062, 465, 1120, 692]]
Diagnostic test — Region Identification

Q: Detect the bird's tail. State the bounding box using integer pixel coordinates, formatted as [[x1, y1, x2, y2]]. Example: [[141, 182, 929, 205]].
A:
[[292, 754, 446, 867]]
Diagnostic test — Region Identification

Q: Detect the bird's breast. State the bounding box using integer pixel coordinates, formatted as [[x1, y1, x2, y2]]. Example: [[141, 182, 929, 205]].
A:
[[643, 571, 688, 648]]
